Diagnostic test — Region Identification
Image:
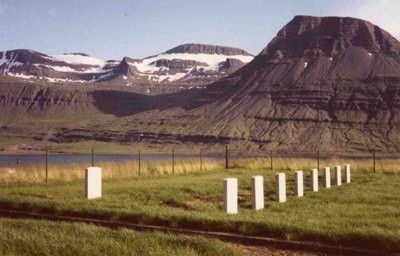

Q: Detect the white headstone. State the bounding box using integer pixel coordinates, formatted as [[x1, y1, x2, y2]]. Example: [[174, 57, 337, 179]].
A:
[[223, 178, 238, 214], [323, 167, 331, 188], [311, 169, 319, 192], [251, 175, 264, 210], [335, 165, 342, 186], [344, 164, 351, 183], [294, 171, 303, 197], [275, 173, 286, 203], [85, 167, 102, 199]]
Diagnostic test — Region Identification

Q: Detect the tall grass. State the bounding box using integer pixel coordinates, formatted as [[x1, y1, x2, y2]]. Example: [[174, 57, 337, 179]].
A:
[[231, 156, 398, 173], [0, 158, 224, 183], [1, 155, 398, 183]]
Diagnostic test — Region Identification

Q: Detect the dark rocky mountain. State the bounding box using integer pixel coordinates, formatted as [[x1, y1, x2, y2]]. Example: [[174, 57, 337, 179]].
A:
[[165, 43, 252, 55], [167, 15, 400, 151], [0, 44, 254, 94], [1, 16, 400, 152]]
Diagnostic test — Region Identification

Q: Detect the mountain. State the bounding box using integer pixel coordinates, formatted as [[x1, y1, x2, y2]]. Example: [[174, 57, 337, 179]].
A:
[[0, 44, 253, 94], [0, 50, 119, 83], [168, 15, 400, 151], [1, 16, 400, 152], [110, 44, 253, 94], [89, 15, 400, 151]]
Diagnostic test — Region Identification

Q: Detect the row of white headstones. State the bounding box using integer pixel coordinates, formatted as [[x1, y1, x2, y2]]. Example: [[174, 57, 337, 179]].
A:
[[83, 165, 351, 205], [223, 164, 351, 214]]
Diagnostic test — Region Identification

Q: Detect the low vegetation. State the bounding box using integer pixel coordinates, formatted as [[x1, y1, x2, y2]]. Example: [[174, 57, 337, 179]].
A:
[[0, 169, 399, 252], [0, 218, 240, 256]]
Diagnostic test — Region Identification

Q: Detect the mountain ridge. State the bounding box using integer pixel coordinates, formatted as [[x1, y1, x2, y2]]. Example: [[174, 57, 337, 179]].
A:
[[0, 43, 254, 94], [164, 43, 253, 56]]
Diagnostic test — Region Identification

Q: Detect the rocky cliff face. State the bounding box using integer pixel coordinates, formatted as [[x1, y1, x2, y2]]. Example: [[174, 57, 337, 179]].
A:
[[0, 77, 197, 146]]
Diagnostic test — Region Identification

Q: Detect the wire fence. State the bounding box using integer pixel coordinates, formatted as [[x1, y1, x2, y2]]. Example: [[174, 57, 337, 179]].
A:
[[0, 146, 399, 183]]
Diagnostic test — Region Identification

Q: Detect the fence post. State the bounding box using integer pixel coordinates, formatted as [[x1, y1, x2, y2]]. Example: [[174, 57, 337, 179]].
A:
[[45, 149, 48, 183], [91, 149, 94, 167], [225, 145, 229, 169], [200, 149, 203, 172], [317, 151, 320, 171], [138, 149, 141, 176], [270, 150, 273, 170], [373, 150, 376, 173], [172, 148, 175, 174]]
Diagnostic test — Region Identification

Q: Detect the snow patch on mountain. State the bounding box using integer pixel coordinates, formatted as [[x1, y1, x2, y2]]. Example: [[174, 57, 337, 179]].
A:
[[8, 73, 36, 79], [50, 54, 106, 66], [0, 51, 24, 74], [34, 64, 108, 73], [130, 53, 253, 73], [159, 67, 194, 82]]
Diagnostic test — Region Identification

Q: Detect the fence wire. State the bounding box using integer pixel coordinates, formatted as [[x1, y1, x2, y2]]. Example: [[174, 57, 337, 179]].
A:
[[0, 147, 399, 182]]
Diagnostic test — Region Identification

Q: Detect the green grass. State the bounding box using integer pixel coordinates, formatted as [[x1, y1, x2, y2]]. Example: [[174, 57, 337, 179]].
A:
[[0, 218, 240, 256], [0, 169, 399, 252]]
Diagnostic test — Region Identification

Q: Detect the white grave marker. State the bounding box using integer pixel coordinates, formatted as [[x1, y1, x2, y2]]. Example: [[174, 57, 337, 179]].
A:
[[85, 167, 102, 199], [251, 175, 264, 210], [344, 164, 351, 183], [223, 178, 238, 214], [311, 169, 319, 192], [294, 171, 304, 197], [275, 173, 286, 203], [335, 165, 342, 186], [323, 167, 331, 188]]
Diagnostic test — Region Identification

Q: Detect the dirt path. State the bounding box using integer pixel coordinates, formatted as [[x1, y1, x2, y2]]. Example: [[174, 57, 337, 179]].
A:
[[241, 245, 330, 256]]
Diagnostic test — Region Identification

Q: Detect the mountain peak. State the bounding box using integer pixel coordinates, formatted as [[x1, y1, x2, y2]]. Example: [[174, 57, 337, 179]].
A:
[[260, 15, 400, 59], [164, 43, 253, 56]]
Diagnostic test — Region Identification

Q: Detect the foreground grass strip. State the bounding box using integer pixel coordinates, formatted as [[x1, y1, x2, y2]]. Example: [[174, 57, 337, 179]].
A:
[[0, 208, 394, 256], [0, 218, 240, 256], [0, 169, 399, 252]]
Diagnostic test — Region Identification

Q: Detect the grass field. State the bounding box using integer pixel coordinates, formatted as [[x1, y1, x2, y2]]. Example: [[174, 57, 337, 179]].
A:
[[0, 169, 399, 252], [0, 218, 240, 256]]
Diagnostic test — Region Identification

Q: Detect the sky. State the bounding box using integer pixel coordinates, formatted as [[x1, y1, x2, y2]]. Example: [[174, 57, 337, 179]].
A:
[[1, 0, 399, 60]]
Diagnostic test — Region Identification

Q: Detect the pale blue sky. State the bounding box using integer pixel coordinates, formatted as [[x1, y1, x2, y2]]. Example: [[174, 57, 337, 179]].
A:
[[1, 0, 399, 60]]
